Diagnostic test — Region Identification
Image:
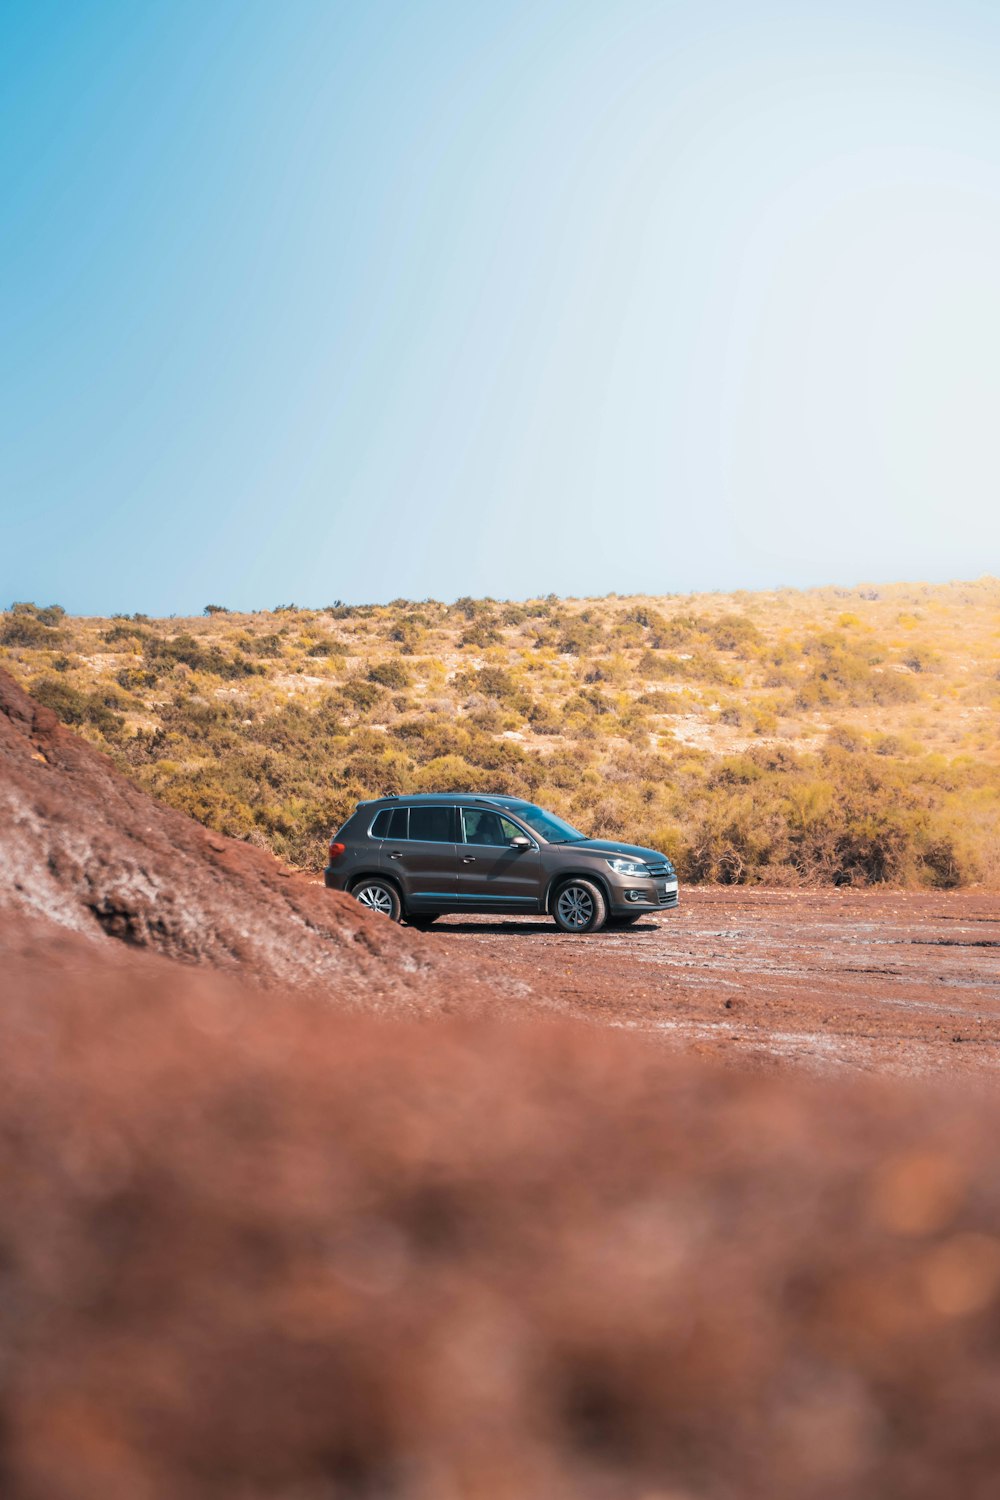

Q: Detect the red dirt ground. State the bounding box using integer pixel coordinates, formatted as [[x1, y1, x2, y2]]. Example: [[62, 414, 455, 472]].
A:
[[430, 888, 1000, 1075]]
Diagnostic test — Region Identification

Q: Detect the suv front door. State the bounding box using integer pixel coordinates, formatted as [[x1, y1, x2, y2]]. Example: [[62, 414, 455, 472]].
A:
[[458, 807, 543, 911], [380, 805, 459, 910]]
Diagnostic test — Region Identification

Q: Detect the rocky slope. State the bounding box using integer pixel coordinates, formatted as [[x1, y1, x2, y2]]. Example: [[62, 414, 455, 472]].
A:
[[0, 666, 496, 1011]]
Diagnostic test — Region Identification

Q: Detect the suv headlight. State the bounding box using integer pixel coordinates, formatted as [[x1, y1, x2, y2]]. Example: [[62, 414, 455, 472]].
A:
[[606, 856, 650, 878]]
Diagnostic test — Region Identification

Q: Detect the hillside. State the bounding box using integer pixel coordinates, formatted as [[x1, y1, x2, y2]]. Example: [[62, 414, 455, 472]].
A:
[[2, 579, 998, 886]]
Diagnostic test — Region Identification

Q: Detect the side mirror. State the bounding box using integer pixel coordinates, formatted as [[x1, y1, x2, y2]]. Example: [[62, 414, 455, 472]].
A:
[[510, 835, 531, 849]]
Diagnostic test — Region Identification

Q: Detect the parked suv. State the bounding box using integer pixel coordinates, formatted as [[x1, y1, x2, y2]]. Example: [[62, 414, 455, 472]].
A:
[[324, 793, 678, 933]]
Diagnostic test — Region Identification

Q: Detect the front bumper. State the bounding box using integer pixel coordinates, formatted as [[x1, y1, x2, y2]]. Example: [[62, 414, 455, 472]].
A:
[[607, 876, 679, 916]]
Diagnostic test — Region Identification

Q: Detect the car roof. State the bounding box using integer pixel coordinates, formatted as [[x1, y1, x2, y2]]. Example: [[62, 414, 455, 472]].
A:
[[359, 792, 528, 810]]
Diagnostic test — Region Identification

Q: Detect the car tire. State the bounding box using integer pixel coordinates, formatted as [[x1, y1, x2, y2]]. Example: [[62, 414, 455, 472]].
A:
[[406, 914, 438, 929], [351, 877, 402, 922], [552, 879, 607, 934]]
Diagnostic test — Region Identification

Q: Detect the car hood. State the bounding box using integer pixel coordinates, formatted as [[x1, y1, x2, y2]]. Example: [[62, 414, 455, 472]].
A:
[[558, 838, 673, 868]]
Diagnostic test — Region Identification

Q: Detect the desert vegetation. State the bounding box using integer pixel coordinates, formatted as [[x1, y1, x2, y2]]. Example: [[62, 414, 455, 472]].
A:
[[3, 580, 998, 886]]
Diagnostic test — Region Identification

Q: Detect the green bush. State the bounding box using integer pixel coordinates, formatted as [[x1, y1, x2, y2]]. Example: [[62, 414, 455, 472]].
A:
[[103, 622, 150, 646], [143, 634, 261, 680], [31, 676, 125, 739], [1, 610, 66, 647], [343, 680, 384, 711], [252, 634, 284, 658], [9, 601, 66, 627], [368, 659, 411, 689]]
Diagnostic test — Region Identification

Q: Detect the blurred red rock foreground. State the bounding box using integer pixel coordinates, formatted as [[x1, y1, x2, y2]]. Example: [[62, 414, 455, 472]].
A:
[[5, 944, 1000, 1500]]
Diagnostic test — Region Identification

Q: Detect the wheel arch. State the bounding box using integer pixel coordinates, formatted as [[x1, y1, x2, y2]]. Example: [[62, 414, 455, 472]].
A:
[[348, 869, 403, 903], [545, 869, 613, 915]]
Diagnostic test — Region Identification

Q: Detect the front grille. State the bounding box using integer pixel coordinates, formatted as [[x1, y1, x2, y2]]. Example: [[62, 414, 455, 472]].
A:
[[645, 862, 671, 877], [658, 888, 679, 907]]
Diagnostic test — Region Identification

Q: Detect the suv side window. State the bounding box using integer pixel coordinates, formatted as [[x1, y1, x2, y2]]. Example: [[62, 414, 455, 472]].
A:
[[461, 808, 522, 847], [408, 806, 455, 842], [386, 807, 408, 840], [370, 807, 409, 839]]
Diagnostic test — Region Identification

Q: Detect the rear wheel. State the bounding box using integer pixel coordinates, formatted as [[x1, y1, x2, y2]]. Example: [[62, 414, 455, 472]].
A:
[[352, 878, 401, 922], [552, 879, 607, 934]]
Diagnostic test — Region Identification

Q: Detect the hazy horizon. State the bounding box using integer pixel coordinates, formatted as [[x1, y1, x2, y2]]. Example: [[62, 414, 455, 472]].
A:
[[9, 572, 999, 622], [4, 1, 1000, 615]]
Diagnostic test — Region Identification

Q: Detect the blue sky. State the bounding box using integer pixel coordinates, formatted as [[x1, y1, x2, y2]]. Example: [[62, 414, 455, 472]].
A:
[[2, 0, 999, 614]]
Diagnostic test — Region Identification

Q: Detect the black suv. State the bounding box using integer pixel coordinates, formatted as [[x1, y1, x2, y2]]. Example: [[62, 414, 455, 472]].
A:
[[324, 794, 678, 933]]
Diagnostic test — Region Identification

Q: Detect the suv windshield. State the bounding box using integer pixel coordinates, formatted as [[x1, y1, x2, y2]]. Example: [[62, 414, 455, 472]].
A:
[[508, 802, 583, 844]]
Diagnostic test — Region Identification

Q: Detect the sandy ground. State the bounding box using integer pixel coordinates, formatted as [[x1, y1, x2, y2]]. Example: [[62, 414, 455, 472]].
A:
[[425, 887, 1000, 1077]]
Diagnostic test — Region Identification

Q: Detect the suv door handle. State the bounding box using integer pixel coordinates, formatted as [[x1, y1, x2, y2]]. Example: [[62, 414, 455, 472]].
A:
[[462, 856, 476, 863], [388, 851, 403, 860]]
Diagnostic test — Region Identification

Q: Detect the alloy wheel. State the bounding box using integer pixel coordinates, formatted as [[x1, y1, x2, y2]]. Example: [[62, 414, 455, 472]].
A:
[[556, 884, 594, 930], [355, 884, 395, 917]]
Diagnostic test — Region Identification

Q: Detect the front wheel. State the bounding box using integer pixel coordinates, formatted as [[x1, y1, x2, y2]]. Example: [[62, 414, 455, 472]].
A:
[[352, 878, 402, 922], [552, 879, 607, 934]]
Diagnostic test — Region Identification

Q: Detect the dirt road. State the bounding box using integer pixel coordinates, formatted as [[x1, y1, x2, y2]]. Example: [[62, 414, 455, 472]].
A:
[[430, 888, 1000, 1076]]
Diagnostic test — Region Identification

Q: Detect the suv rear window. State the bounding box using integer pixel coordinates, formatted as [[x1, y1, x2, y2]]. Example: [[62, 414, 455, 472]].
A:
[[386, 807, 408, 839], [408, 806, 454, 842], [370, 807, 408, 839]]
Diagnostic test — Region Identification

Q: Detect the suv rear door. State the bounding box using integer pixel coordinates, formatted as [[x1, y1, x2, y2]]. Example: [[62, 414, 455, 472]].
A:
[[379, 805, 459, 910]]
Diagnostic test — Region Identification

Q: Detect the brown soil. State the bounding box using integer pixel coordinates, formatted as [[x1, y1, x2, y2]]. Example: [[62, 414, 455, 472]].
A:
[[430, 888, 1000, 1075]]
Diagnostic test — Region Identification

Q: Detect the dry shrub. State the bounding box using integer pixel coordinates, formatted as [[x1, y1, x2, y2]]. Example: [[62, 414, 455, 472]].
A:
[[1, 610, 66, 647], [6, 587, 999, 885]]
